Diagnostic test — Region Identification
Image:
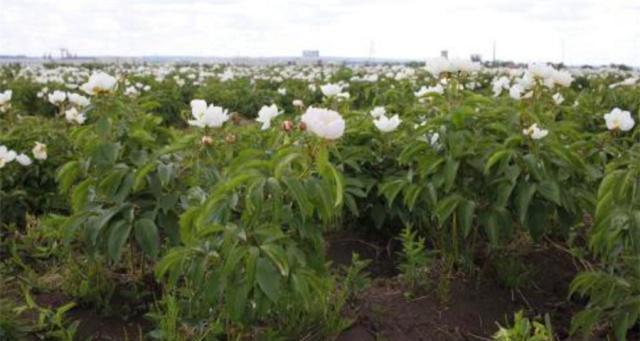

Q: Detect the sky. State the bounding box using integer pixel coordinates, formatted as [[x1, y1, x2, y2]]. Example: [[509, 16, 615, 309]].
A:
[[1, 0, 639, 66]]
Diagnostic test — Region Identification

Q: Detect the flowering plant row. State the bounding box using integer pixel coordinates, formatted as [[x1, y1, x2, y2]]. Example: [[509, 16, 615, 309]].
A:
[[0, 59, 639, 339]]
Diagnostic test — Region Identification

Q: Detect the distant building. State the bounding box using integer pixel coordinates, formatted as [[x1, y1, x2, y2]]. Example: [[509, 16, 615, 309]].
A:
[[440, 50, 448, 59], [0, 55, 27, 59], [471, 54, 482, 62], [302, 50, 319, 58]]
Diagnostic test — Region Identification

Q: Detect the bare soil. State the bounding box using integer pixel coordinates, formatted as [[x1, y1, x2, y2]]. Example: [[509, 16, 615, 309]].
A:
[[329, 233, 585, 341], [32, 292, 149, 341]]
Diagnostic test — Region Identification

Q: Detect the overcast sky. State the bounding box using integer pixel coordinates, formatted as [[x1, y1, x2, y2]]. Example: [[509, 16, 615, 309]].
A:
[[1, 0, 639, 65]]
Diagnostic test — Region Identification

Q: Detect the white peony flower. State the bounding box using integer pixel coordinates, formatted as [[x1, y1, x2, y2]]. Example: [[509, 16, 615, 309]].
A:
[[301, 107, 345, 140], [255, 104, 281, 130], [414, 84, 444, 97], [448, 57, 482, 73], [292, 99, 304, 107], [424, 57, 481, 76], [516, 72, 535, 91], [429, 132, 440, 146], [32, 142, 48, 160], [370, 106, 386, 118], [336, 91, 350, 101], [373, 114, 402, 133], [320, 83, 342, 97], [0, 90, 11, 112], [552, 93, 564, 105], [528, 63, 555, 80], [0, 90, 12, 105], [609, 77, 638, 89], [190, 99, 207, 118], [552, 70, 573, 87], [522, 123, 549, 140], [509, 84, 524, 100], [68, 93, 90, 107], [364, 74, 379, 82], [277, 88, 287, 96], [424, 57, 452, 76], [16, 153, 32, 166], [0, 145, 17, 168], [527, 63, 573, 88], [604, 108, 635, 132], [80, 72, 117, 95], [124, 86, 139, 97], [492, 76, 511, 97], [188, 100, 229, 128], [65, 107, 87, 124], [48, 90, 67, 105]]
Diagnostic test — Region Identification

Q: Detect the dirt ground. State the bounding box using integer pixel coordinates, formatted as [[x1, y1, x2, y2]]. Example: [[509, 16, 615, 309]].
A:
[[31, 292, 148, 341], [328, 233, 584, 341]]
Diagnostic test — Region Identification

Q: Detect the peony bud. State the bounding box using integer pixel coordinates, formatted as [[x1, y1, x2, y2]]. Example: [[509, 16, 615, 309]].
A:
[[225, 133, 236, 144], [201, 135, 213, 146], [231, 114, 242, 125], [282, 120, 293, 132]]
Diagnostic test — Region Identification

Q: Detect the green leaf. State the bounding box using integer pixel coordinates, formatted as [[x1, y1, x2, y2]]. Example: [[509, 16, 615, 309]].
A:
[[228, 282, 250, 322], [516, 182, 537, 224], [482, 211, 499, 246], [70, 179, 93, 212], [62, 214, 88, 245], [256, 257, 281, 302], [155, 247, 188, 280], [379, 178, 407, 207], [282, 177, 313, 217], [133, 162, 157, 191], [274, 152, 303, 178], [435, 194, 463, 226], [179, 207, 200, 244], [113, 172, 134, 203], [616, 169, 637, 202], [84, 204, 127, 249], [157, 163, 173, 188], [91, 142, 121, 168], [134, 218, 159, 259], [403, 184, 423, 211], [597, 170, 624, 199], [95, 117, 112, 139], [484, 149, 513, 174], [523, 154, 544, 181], [457, 200, 476, 237], [107, 220, 131, 263], [613, 314, 629, 341], [526, 202, 551, 241], [97, 167, 128, 199], [538, 180, 561, 205], [443, 158, 460, 191], [260, 244, 290, 276], [325, 163, 344, 207], [57, 161, 82, 194]]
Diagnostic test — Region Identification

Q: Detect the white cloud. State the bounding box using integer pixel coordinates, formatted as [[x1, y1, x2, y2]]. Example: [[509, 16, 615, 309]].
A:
[[0, 0, 638, 65]]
